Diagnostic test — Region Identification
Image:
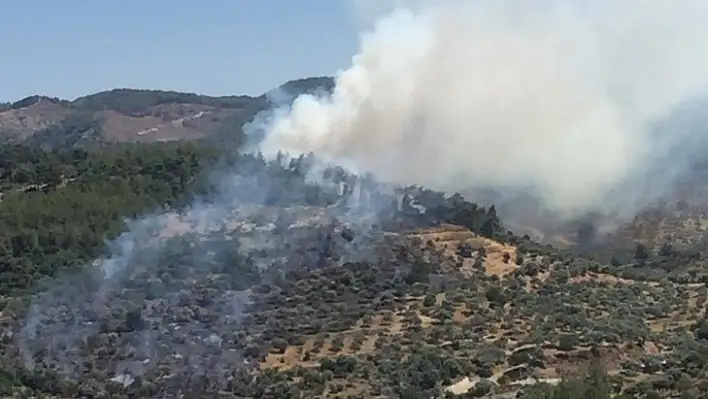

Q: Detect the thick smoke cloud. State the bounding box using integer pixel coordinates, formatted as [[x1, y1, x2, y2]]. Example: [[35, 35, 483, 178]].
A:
[[260, 0, 708, 220]]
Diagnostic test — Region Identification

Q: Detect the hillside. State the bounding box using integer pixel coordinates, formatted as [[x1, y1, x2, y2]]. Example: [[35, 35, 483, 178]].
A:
[[0, 76, 335, 146], [2, 77, 708, 397], [0, 140, 706, 398]]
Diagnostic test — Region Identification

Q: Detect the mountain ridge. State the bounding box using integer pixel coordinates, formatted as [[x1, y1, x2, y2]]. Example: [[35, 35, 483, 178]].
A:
[[0, 76, 335, 146]]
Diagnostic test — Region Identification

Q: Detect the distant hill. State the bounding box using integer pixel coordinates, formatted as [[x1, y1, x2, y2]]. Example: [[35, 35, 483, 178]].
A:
[[0, 76, 335, 147]]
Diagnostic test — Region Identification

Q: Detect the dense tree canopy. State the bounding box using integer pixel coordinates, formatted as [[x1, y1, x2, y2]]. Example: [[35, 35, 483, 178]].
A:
[[0, 138, 504, 298], [0, 141, 222, 295]]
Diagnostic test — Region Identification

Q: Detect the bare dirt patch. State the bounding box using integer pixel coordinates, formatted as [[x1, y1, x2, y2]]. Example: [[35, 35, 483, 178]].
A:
[[98, 104, 234, 142], [0, 100, 72, 140], [408, 224, 518, 278]]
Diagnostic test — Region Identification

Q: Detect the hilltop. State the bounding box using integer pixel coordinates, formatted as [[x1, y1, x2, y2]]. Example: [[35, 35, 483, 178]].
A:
[[0, 76, 335, 147]]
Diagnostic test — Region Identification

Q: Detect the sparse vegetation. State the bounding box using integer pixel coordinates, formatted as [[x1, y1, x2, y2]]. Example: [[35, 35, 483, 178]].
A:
[[0, 77, 334, 145]]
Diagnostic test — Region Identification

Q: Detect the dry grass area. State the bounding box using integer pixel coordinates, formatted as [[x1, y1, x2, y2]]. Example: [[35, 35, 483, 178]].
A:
[[246, 216, 708, 397], [409, 225, 560, 295], [258, 284, 671, 394], [258, 259, 671, 378], [0, 100, 72, 140], [646, 285, 704, 333], [0, 97, 247, 143], [613, 201, 708, 251], [566, 271, 704, 337], [408, 224, 518, 278], [99, 104, 236, 142], [260, 301, 423, 371]]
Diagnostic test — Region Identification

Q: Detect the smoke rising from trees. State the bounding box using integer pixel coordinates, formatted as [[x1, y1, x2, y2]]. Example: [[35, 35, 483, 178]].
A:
[[260, 0, 708, 221]]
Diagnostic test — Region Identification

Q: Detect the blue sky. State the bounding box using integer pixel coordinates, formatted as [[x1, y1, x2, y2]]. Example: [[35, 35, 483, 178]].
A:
[[0, 0, 360, 101]]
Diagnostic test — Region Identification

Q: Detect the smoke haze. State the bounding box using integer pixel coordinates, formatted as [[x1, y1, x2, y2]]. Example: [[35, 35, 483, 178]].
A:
[[16, 1, 708, 392], [260, 0, 708, 220], [17, 153, 404, 389]]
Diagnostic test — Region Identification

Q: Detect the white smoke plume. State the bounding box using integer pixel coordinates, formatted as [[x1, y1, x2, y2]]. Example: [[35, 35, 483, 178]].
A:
[[260, 0, 708, 220]]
